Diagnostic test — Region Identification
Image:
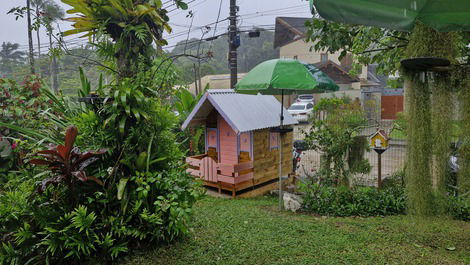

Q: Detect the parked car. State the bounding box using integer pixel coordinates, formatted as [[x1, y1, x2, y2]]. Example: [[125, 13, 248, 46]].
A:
[[295, 94, 314, 104], [288, 102, 314, 123]]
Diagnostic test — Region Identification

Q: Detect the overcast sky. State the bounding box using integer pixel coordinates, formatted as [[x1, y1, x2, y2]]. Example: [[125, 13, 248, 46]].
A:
[[0, 0, 312, 52]]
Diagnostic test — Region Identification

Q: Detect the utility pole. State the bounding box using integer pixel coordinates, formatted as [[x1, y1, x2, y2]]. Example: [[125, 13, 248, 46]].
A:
[[229, 0, 238, 88]]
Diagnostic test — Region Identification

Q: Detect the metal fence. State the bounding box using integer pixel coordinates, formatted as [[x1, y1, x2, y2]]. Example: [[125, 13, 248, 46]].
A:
[[293, 119, 406, 187]]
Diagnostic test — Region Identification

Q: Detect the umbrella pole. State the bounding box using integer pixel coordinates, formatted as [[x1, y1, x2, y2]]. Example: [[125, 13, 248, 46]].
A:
[[279, 90, 284, 211]]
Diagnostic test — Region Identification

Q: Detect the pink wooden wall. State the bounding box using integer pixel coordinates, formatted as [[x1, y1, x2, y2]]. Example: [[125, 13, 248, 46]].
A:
[[218, 116, 238, 164], [206, 128, 217, 148]]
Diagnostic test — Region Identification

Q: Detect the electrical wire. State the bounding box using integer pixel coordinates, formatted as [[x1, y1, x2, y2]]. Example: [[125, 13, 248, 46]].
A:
[[208, 0, 224, 52]]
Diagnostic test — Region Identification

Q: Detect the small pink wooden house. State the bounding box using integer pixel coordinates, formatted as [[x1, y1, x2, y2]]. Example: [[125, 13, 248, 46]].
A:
[[182, 89, 297, 198]]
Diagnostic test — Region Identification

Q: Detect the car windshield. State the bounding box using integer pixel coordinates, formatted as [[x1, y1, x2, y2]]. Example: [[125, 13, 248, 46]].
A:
[[299, 96, 313, 99], [289, 105, 306, 110]]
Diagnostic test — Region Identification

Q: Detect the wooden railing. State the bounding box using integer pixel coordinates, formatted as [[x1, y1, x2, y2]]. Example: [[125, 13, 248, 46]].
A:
[[186, 154, 254, 185]]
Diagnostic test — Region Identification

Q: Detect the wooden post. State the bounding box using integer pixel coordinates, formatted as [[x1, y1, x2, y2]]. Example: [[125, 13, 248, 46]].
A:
[[377, 152, 382, 189], [232, 185, 236, 198]]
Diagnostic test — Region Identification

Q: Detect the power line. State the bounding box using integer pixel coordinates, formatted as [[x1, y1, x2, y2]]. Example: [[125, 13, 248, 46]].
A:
[[238, 5, 306, 18], [165, 3, 310, 42], [167, 0, 197, 13], [209, 0, 223, 53]]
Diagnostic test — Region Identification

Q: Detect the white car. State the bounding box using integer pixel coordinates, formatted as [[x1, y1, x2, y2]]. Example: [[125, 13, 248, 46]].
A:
[[295, 94, 314, 104], [288, 102, 314, 123]]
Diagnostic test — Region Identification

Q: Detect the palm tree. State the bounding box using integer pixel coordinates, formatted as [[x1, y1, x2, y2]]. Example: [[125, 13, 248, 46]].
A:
[[0, 42, 25, 61], [0, 42, 26, 75], [40, 1, 64, 93], [26, 0, 35, 74]]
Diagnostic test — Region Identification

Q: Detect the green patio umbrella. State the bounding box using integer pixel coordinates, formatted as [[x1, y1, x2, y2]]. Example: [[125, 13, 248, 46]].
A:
[[235, 58, 339, 210], [310, 0, 470, 32], [236, 58, 338, 127]]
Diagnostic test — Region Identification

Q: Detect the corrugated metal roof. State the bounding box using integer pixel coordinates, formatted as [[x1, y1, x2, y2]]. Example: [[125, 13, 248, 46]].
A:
[[182, 89, 297, 133]]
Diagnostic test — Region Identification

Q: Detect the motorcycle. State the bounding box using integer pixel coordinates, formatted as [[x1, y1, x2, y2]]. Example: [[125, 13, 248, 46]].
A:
[[292, 140, 308, 173], [448, 140, 461, 194]]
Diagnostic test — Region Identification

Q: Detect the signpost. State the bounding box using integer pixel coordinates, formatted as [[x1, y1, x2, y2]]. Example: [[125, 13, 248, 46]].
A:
[[370, 129, 390, 189]]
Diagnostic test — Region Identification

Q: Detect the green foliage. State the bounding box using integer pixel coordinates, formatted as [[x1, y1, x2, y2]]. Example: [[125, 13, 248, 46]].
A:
[[62, 0, 187, 77], [1, 58, 201, 264], [0, 76, 67, 176], [174, 88, 205, 155], [1, 1, 203, 262], [304, 18, 469, 76], [393, 112, 407, 136], [447, 196, 470, 221], [304, 97, 370, 185], [305, 18, 409, 76], [302, 184, 406, 217], [174, 88, 202, 119]]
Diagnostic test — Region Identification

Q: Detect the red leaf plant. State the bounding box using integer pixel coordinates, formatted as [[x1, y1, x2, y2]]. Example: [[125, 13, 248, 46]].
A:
[[29, 126, 107, 193]]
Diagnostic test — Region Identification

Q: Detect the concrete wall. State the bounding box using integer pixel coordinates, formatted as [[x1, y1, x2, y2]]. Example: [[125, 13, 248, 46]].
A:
[[280, 39, 342, 65], [188, 74, 247, 95]]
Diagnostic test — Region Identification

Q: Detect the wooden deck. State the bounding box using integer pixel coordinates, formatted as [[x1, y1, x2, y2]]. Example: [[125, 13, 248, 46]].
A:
[[186, 154, 270, 198]]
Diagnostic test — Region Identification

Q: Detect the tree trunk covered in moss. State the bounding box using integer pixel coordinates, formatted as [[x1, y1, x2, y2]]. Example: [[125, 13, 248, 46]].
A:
[[458, 69, 470, 195], [405, 74, 433, 216], [431, 72, 452, 210], [403, 23, 458, 216]]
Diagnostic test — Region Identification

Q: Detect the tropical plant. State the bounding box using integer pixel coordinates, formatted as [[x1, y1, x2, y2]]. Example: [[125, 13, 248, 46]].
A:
[[62, 0, 188, 77], [174, 87, 203, 119], [29, 125, 106, 195], [174, 88, 205, 155], [304, 97, 370, 186]]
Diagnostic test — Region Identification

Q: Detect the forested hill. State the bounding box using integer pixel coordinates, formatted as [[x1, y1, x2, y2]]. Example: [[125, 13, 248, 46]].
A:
[[0, 31, 278, 93], [169, 30, 279, 84]]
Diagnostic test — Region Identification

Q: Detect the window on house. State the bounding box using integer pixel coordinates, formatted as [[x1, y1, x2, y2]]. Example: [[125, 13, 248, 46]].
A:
[[269, 132, 280, 150], [321, 53, 328, 63]]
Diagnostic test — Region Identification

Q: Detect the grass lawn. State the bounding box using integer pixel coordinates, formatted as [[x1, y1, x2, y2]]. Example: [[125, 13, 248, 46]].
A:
[[124, 196, 469, 265]]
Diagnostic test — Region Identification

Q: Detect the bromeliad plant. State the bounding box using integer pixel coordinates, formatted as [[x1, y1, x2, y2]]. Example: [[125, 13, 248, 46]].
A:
[[29, 126, 106, 197]]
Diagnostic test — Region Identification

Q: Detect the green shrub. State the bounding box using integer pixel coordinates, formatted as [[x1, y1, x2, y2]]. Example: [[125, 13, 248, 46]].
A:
[[304, 97, 370, 185], [302, 185, 406, 217], [0, 165, 203, 264], [0, 67, 204, 263], [447, 196, 470, 221]]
